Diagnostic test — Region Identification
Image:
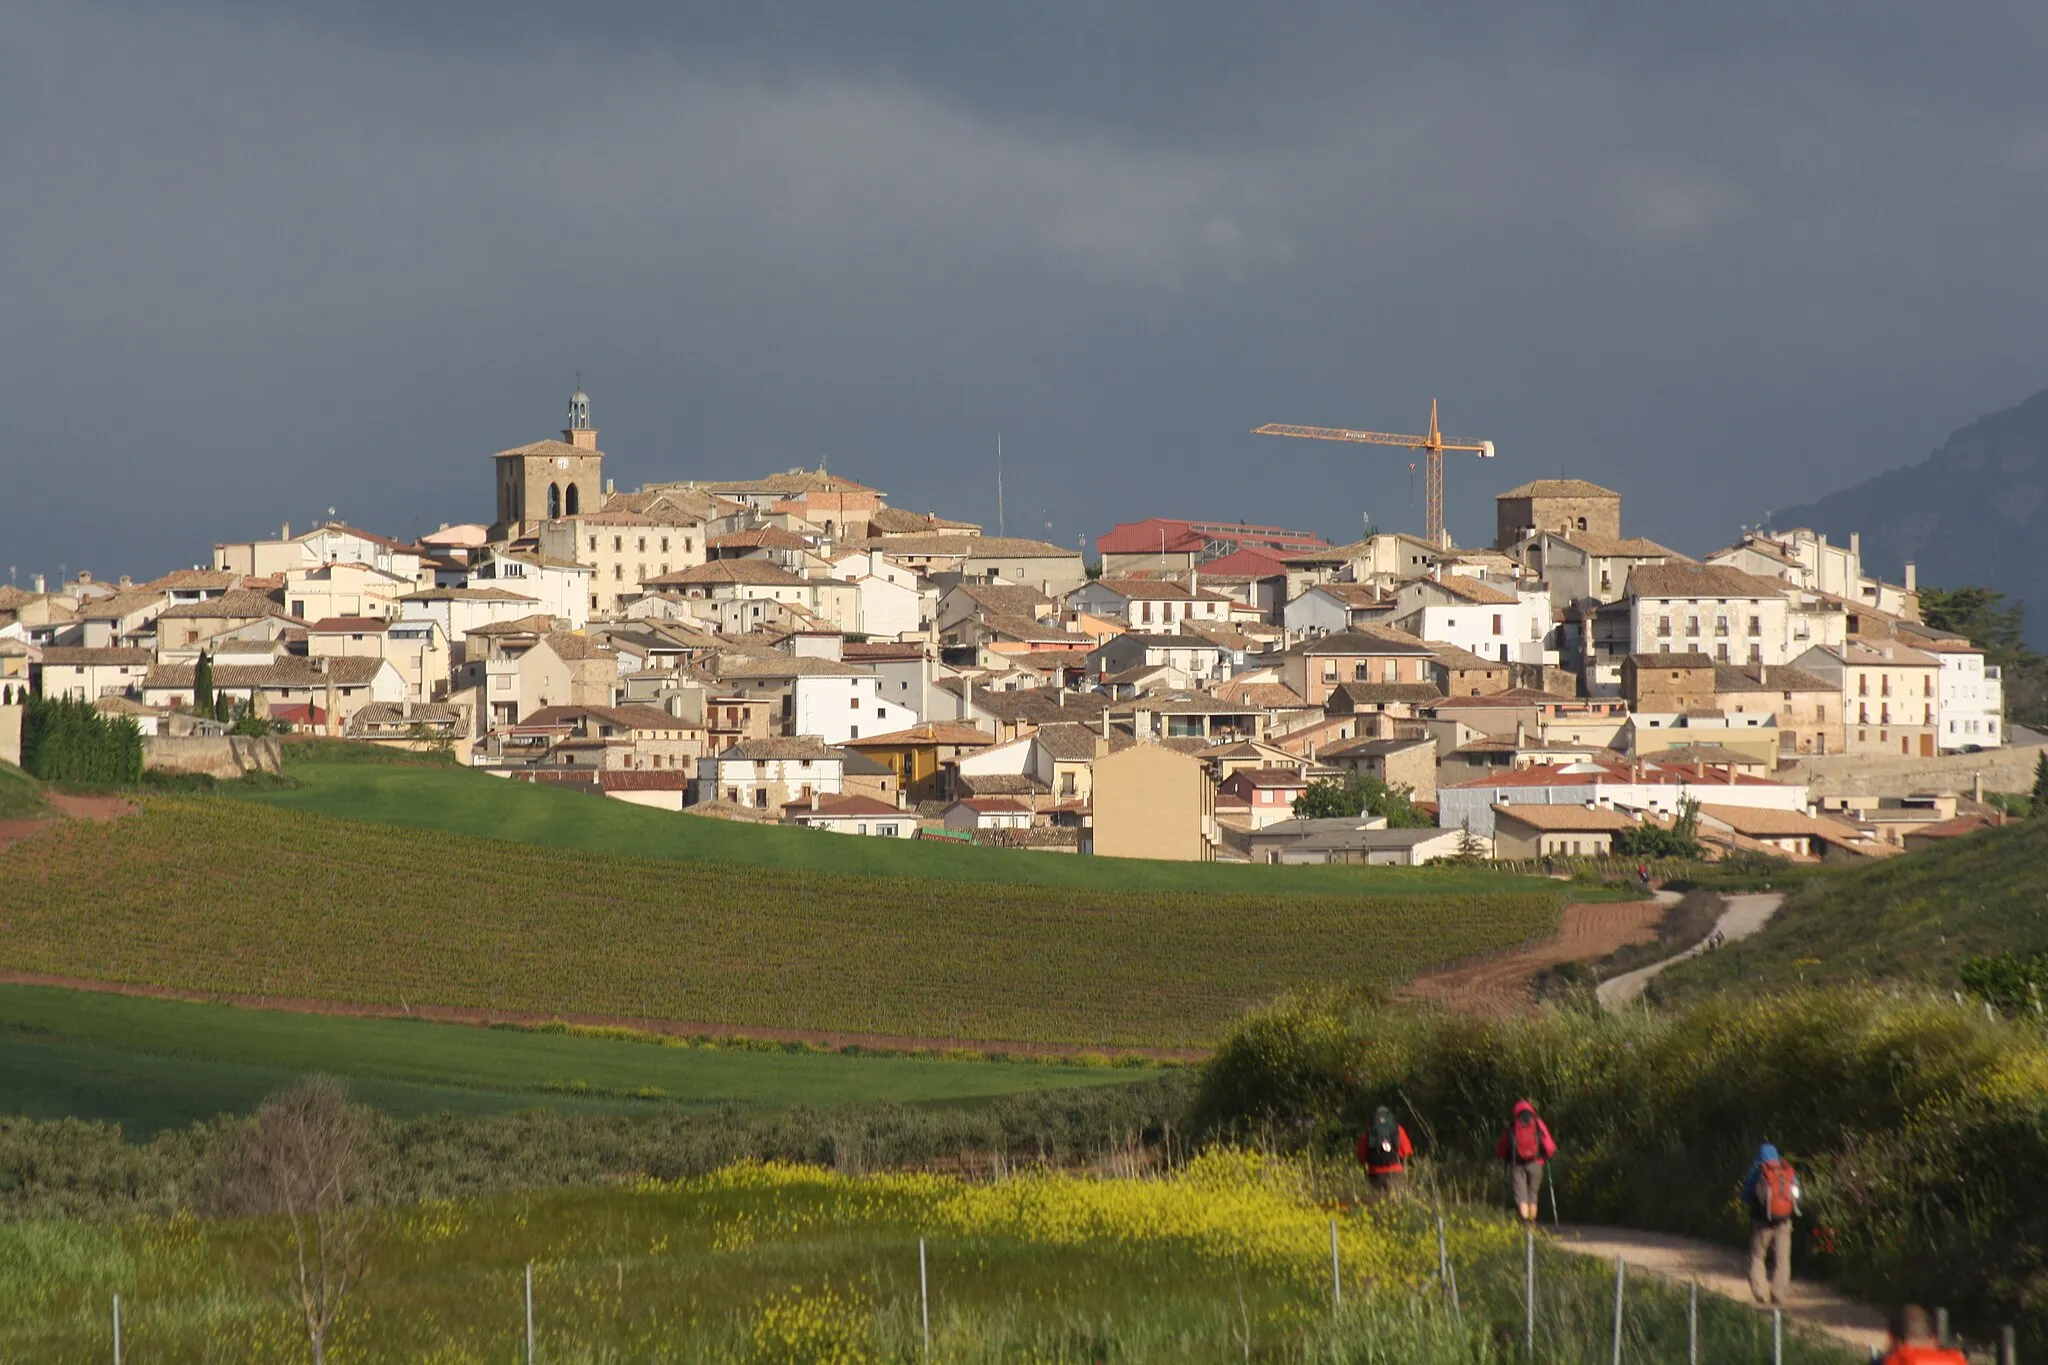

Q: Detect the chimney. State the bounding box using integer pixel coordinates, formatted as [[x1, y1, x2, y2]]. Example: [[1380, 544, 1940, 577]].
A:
[[811, 789, 821, 811], [1189, 568, 1200, 599], [606, 478, 616, 497], [1849, 531, 1861, 558], [1515, 720, 1526, 748], [962, 677, 973, 719], [1758, 662, 1768, 685], [1904, 561, 1917, 592], [896, 787, 907, 810], [31, 574, 44, 594], [401, 697, 413, 719], [1974, 770, 1984, 804], [1057, 689, 1066, 709], [1099, 708, 1111, 740], [282, 521, 291, 540]]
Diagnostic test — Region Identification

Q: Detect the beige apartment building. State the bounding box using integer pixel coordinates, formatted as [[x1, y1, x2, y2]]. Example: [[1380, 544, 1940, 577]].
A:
[[1278, 630, 1437, 707], [1087, 743, 1216, 861], [1795, 641, 1940, 757], [539, 507, 709, 618]]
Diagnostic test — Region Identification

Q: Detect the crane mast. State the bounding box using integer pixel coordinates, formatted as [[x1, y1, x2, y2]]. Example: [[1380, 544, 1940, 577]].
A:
[[1253, 399, 1495, 548]]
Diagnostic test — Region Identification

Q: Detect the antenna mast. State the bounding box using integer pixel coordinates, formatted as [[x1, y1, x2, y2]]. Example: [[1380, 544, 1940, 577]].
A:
[[996, 433, 1005, 537]]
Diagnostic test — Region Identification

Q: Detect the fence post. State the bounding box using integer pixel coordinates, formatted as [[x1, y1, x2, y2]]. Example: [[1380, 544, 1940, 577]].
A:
[[2001, 1325, 2017, 1365], [1937, 1309, 1950, 1349], [1436, 1214, 1449, 1298], [1330, 1218, 1342, 1310], [1610, 1255, 1625, 1365], [525, 1262, 535, 1365], [1773, 1308, 1783, 1365], [112, 1293, 121, 1365], [1687, 1280, 1698, 1365], [1524, 1226, 1535, 1363], [919, 1236, 931, 1359]]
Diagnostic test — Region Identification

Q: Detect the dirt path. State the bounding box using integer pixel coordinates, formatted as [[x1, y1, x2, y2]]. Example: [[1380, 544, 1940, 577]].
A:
[[0, 791, 134, 855], [1399, 896, 1667, 1015], [1549, 1224, 1889, 1352], [1597, 894, 1785, 1008]]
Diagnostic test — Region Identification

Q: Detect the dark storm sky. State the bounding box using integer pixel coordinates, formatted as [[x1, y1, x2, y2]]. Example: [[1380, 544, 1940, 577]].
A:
[[6, 2, 2048, 580]]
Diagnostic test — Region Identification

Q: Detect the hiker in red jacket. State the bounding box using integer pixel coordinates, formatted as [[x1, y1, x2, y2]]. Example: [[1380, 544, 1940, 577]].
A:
[[1496, 1099, 1556, 1223], [1355, 1105, 1414, 1197], [1880, 1306, 1968, 1365]]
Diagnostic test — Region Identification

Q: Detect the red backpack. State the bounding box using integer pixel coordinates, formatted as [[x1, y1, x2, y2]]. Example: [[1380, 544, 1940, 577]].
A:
[[1513, 1111, 1544, 1161], [1757, 1159, 1798, 1220]]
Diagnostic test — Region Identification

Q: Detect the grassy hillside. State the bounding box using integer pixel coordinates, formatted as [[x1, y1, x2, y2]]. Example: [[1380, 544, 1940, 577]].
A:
[[0, 796, 1565, 1048], [0, 985, 1138, 1137], [1649, 816, 2048, 1003], [238, 758, 1557, 898], [0, 761, 47, 819]]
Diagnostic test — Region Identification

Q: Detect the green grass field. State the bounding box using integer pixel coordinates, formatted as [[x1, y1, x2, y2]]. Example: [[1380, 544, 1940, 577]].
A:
[[0, 760, 47, 819], [0, 986, 1139, 1137], [0, 1157, 1851, 1364], [1650, 815, 2048, 1003], [239, 757, 1558, 898], [0, 794, 1565, 1047]]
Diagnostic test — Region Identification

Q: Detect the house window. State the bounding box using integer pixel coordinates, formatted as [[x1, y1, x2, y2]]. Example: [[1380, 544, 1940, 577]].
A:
[[1353, 663, 1369, 681], [638, 537, 647, 552], [613, 536, 623, 552], [849, 697, 859, 709], [1383, 661, 1397, 681], [1748, 615, 1762, 636], [1816, 704, 1825, 722], [588, 536, 597, 552], [879, 824, 898, 837], [1657, 615, 1671, 637], [1686, 616, 1700, 637], [1715, 615, 1729, 636], [1493, 614, 1503, 635], [613, 565, 622, 580], [1750, 644, 1762, 664], [1858, 676, 1868, 696], [754, 790, 767, 807]]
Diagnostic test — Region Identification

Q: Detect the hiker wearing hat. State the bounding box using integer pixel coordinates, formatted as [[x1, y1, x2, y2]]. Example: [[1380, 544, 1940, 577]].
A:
[[1743, 1142, 1801, 1304], [1355, 1105, 1414, 1197]]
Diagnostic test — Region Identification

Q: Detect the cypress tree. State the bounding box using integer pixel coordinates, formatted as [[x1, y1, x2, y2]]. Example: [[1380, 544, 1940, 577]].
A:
[[2033, 751, 2048, 815], [194, 651, 215, 718]]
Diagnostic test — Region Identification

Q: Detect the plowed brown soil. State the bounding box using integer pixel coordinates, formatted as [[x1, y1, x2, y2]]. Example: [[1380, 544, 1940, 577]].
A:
[[0, 791, 134, 855], [1398, 898, 1662, 1015]]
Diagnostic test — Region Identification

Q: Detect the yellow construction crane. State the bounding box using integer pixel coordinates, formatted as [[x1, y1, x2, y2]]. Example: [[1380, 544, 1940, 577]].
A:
[[1253, 399, 1494, 548]]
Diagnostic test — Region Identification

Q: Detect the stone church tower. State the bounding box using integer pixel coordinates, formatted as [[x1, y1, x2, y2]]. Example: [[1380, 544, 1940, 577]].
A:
[[490, 384, 605, 540]]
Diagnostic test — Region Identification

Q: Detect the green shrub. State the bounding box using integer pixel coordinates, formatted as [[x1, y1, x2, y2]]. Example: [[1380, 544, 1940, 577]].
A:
[[18, 696, 142, 786], [1193, 988, 2048, 1348]]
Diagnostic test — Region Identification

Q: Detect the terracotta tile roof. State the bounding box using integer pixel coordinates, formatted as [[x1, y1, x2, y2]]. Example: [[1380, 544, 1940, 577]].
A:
[[1329, 681, 1445, 705], [493, 437, 597, 463], [955, 796, 1032, 813], [1693, 804, 1845, 838], [401, 586, 540, 603], [950, 582, 1054, 616], [713, 654, 866, 679], [78, 591, 169, 620], [1285, 629, 1435, 657], [156, 590, 290, 620], [1497, 479, 1621, 499], [789, 794, 905, 817], [1431, 575, 1520, 605], [306, 617, 389, 633], [1226, 767, 1308, 788], [645, 561, 810, 588], [696, 470, 880, 497], [847, 534, 1074, 558], [38, 647, 153, 666], [869, 506, 981, 534], [720, 738, 846, 761], [1558, 533, 1687, 559], [604, 487, 731, 521], [710, 527, 812, 551], [599, 770, 694, 792], [1712, 664, 1834, 693], [1490, 803, 1638, 832], [1212, 679, 1309, 707], [1427, 641, 1503, 671], [466, 614, 560, 637], [142, 569, 243, 592], [145, 657, 384, 688], [843, 722, 997, 748], [1626, 563, 1790, 600]]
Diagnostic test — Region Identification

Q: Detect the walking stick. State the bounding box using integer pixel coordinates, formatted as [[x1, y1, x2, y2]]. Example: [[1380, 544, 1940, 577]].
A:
[[1548, 1156, 1561, 1226]]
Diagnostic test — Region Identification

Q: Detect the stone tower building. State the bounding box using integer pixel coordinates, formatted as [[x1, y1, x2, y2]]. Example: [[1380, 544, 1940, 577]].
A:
[[491, 384, 605, 540], [1494, 479, 1622, 549]]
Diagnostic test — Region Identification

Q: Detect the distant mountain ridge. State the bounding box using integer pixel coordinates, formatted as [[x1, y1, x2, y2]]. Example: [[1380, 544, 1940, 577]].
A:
[[1770, 385, 2048, 647]]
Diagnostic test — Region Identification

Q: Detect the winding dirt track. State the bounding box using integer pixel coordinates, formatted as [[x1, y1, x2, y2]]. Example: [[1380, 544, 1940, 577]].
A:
[[1549, 1225, 1889, 1351], [1398, 896, 1668, 1015]]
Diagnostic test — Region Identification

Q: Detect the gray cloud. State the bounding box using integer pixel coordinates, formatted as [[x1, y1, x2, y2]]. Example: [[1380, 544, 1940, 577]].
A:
[[5, 1, 2048, 582]]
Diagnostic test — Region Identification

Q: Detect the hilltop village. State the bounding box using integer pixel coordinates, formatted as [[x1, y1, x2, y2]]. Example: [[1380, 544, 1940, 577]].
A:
[[2, 387, 2020, 863]]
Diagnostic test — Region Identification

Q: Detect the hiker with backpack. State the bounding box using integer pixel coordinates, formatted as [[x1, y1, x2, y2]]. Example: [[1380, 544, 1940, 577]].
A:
[[1879, 1305, 1968, 1365], [1355, 1105, 1414, 1197], [1496, 1099, 1556, 1223], [1743, 1142, 1801, 1304]]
